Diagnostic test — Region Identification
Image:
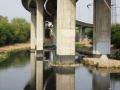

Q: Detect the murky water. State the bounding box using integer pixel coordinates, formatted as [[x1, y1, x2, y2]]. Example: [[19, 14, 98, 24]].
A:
[[0, 52, 120, 90]]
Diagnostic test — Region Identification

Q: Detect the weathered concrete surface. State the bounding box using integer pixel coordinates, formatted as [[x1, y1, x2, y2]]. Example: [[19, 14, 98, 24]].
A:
[[57, 0, 76, 55], [31, 9, 36, 50], [93, 0, 111, 54], [36, 0, 44, 50]]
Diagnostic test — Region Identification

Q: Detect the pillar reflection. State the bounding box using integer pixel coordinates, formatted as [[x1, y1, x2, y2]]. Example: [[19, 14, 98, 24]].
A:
[[93, 73, 110, 90], [55, 67, 75, 90]]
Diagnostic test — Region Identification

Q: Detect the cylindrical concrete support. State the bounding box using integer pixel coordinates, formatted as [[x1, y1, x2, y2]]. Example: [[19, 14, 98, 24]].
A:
[[36, 0, 44, 52], [57, 0, 76, 63], [30, 8, 36, 90], [36, 0, 44, 90], [57, 0, 76, 55], [93, 0, 111, 54], [79, 26, 83, 42], [31, 9, 36, 51], [36, 0, 44, 60]]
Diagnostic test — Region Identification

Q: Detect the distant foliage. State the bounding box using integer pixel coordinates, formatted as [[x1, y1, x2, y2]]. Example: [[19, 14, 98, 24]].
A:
[[0, 16, 30, 46], [85, 24, 120, 49], [111, 24, 120, 49]]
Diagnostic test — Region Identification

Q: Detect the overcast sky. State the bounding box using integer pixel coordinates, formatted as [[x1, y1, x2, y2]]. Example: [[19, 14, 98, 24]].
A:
[[0, 0, 119, 24]]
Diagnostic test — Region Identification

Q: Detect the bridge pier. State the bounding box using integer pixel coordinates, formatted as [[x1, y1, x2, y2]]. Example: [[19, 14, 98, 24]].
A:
[[30, 8, 36, 90], [93, 0, 111, 57], [79, 26, 83, 42], [57, 0, 76, 64], [36, 0, 44, 90]]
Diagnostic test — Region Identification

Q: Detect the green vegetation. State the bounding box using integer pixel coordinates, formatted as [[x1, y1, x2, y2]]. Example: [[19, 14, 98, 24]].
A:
[[0, 15, 30, 46], [0, 49, 29, 63], [111, 24, 120, 49], [114, 50, 120, 60], [0, 50, 29, 69], [85, 28, 93, 39], [75, 43, 88, 48]]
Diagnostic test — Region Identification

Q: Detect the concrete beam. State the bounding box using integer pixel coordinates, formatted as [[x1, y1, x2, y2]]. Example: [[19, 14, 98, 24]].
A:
[[93, 0, 111, 54]]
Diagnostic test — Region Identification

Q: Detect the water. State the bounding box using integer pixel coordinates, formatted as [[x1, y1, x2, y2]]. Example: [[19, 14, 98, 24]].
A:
[[0, 52, 30, 90], [0, 52, 120, 90]]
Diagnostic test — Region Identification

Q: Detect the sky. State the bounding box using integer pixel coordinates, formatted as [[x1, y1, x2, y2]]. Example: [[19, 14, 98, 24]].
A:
[[0, 0, 120, 24]]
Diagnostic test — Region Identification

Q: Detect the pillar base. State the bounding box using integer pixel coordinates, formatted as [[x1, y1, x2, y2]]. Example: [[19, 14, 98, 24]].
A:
[[30, 49, 36, 53], [36, 50, 44, 61], [57, 55, 75, 64]]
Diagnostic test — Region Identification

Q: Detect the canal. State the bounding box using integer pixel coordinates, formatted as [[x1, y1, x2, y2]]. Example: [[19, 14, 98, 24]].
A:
[[0, 52, 120, 90]]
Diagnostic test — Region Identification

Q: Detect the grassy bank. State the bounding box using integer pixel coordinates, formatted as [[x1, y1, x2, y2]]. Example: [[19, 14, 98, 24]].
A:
[[0, 48, 30, 63], [0, 43, 30, 62]]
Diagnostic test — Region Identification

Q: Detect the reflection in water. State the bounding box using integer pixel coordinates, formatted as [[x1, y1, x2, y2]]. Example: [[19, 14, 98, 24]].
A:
[[0, 51, 120, 90], [55, 67, 75, 90], [0, 52, 30, 90], [93, 73, 110, 90], [75, 66, 92, 90], [111, 73, 120, 90], [29, 52, 36, 90]]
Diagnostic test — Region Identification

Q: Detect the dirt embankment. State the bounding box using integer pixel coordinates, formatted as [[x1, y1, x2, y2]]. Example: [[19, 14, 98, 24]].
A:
[[0, 43, 30, 53]]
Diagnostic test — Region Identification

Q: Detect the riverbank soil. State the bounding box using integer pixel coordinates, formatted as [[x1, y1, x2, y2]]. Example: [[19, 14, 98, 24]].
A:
[[0, 42, 30, 53]]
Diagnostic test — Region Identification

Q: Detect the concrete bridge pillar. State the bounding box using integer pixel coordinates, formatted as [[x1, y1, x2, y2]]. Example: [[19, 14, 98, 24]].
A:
[[30, 9, 36, 90], [31, 9, 36, 51], [93, 0, 111, 55], [36, 0, 44, 90], [57, 0, 76, 64], [79, 26, 83, 42]]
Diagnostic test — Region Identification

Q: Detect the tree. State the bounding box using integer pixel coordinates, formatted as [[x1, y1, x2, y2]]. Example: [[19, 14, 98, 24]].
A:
[[111, 24, 120, 48], [10, 18, 30, 43], [0, 16, 30, 46]]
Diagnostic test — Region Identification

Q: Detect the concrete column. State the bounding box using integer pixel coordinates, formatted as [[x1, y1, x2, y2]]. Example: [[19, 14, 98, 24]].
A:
[[55, 67, 75, 90], [93, 73, 110, 90], [79, 26, 83, 42], [36, 0, 44, 57], [57, 0, 76, 63], [36, 0, 44, 90], [31, 9, 36, 51], [30, 9, 36, 90], [93, 0, 111, 55]]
